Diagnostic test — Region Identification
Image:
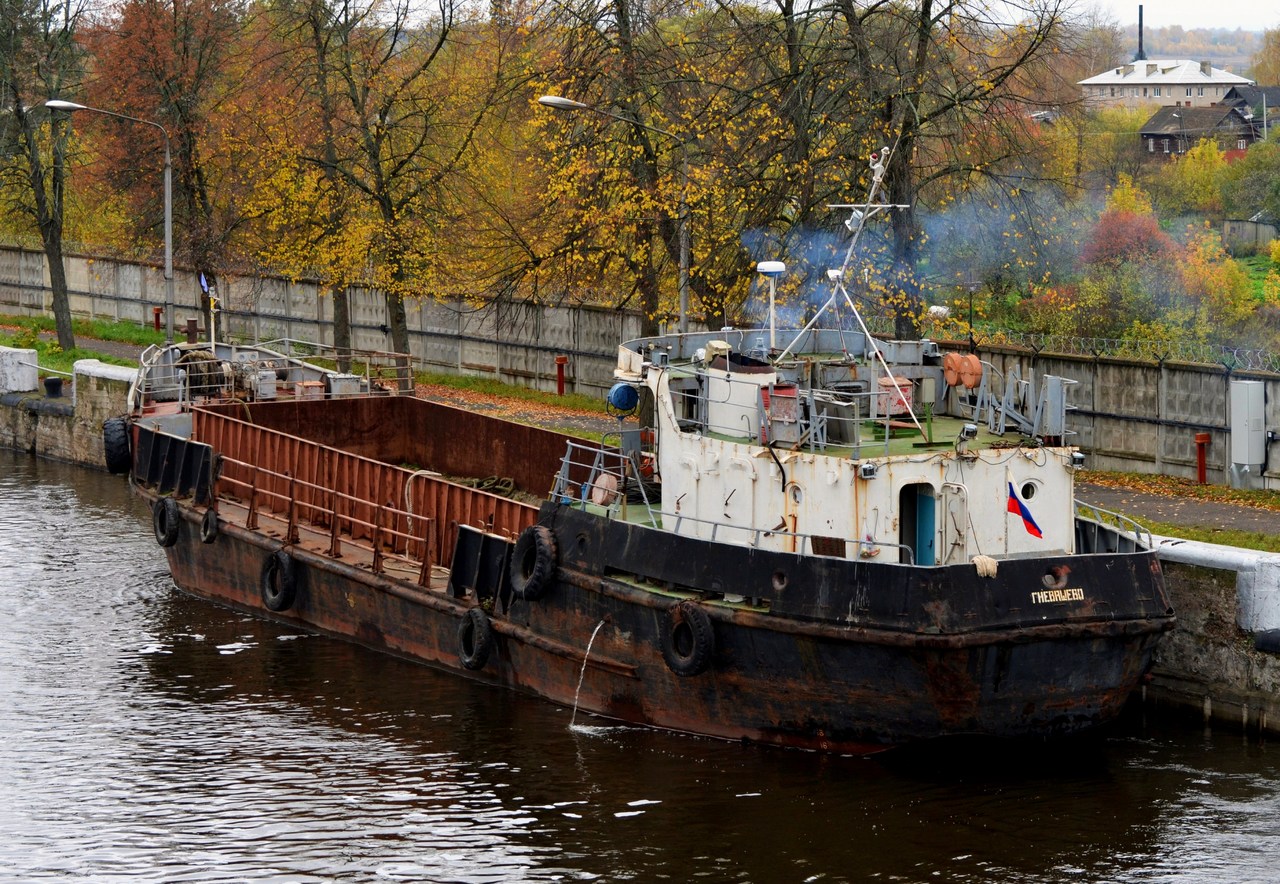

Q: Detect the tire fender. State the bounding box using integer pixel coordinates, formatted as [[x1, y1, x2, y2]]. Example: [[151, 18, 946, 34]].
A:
[[661, 601, 715, 677], [509, 525, 558, 601], [199, 508, 219, 544], [103, 418, 131, 475], [458, 607, 495, 670], [152, 497, 180, 548], [260, 550, 297, 612]]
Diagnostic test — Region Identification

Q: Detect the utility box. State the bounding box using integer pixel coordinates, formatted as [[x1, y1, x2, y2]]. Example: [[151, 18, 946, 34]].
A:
[[1230, 380, 1265, 466], [255, 369, 278, 401], [326, 373, 362, 398]]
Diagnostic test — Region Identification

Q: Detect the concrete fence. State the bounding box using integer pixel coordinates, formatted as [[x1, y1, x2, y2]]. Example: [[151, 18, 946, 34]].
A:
[[2, 243, 1278, 489], [0, 244, 643, 400]]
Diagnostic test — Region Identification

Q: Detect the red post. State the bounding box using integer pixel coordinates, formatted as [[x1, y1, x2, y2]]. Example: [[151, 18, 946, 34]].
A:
[[555, 354, 569, 396], [1195, 432, 1211, 485], [152, 306, 163, 332]]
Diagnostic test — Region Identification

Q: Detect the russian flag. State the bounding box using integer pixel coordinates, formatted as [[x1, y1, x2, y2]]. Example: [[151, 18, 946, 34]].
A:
[[1007, 482, 1043, 538]]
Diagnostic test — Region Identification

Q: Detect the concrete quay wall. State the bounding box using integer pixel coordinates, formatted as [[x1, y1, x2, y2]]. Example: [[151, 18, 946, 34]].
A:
[[1148, 554, 1280, 736], [0, 354, 136, 469]]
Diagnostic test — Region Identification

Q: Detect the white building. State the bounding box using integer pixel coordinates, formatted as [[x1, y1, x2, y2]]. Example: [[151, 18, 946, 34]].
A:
[[1078, 59, 1253, 110]]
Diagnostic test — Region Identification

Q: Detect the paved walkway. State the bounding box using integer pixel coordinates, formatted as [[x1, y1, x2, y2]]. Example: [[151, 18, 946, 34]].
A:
[[1077, 482, 1279, 538]]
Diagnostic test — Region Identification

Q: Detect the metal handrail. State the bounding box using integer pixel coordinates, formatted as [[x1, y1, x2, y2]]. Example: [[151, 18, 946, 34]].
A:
[[214, 454, 462, 578], [1074, 500, 1155, 550]]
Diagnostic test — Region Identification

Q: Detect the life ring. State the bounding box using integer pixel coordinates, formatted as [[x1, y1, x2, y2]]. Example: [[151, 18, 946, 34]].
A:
[[152, 497, 180, 548], [103, 418, 131, 475], [200, 508, 219, 544], [458, 607, 494, 670], [260, 550, 297, 612], [661, 601, 715, 677], [942, 352, 962, 387], [509, 525, 558, 601]]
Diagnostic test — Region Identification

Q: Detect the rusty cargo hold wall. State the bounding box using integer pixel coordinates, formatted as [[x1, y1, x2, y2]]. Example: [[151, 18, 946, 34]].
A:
[[191, 401, 544, 569], [194, 396, 575, 499]]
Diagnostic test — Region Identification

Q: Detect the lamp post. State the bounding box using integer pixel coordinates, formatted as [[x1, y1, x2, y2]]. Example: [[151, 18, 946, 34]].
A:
[[539, 94, 690, 334], [46, 99, 174, 344]]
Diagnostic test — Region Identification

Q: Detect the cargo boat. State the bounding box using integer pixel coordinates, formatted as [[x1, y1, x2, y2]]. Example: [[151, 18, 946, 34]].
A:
[[104, 159, 1173, 752]]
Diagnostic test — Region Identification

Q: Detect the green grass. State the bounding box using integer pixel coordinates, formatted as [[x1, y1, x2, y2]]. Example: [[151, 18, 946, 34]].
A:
[[1130, 517, 1280, 553], [0, 313, 166, 347], [0, 314, 154, 374], [0, 331, 138, 374], [1237, 254, 1273, 303]]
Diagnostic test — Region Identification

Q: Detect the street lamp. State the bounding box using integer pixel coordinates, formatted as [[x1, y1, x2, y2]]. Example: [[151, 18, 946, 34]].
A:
[[538, 94, 691, 335], [46, 98, 174, 344]]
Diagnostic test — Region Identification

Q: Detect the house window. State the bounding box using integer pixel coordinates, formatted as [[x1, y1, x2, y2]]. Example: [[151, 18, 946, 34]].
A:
[[1148, 139, 1155, 152], [1111, 87, 1117, 97], [1186, 87, 1193, 97], [1239, 139, 1248, 150], [1143, 87, 1149, 97], [1163, 139, 1170, 153], [1154, 87, 1162, 97], [1131, 87, 1139, 97], [1198, 87, 1205, 97]]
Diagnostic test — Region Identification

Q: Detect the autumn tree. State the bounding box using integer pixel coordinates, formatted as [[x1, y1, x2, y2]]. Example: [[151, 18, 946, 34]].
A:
[[0, 0, 87, 350], [1250, 27, 1280, 85], [267, 0, 498, 386], [1221, 139, 1280, 226], [825, 0, 1074, 338], [84, 0, 250, 340], [1156, 139, 1227, 217], [1178, 224, 1254, 340]]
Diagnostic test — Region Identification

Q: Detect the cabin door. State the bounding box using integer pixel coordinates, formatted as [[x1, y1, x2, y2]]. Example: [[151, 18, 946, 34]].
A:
[[940, 483, 969, 564], [898, 483, 937, 566]]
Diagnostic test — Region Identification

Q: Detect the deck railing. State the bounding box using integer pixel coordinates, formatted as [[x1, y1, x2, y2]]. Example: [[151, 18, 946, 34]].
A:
[[196, 407, 538, 571]]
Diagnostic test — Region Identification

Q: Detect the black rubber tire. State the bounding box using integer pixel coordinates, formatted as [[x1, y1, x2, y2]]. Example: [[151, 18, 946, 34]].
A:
[[509, 525, 557, 601], [458, 607, 494, 670], [260, 550, 297, 612], [199, 508, 219, 544], [1256, 630, 1280, 654], [103, 418, 131, 475], [661, 601, 715, 677], [152, 497, 180, 548]]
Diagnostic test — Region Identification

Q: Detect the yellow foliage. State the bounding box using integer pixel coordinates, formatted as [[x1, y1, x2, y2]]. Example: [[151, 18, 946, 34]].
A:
[[1105, 174, 1153, 216]]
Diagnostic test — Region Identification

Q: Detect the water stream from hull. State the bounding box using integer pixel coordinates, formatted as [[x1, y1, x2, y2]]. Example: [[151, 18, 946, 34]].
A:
[[569, 620, 606, 731]]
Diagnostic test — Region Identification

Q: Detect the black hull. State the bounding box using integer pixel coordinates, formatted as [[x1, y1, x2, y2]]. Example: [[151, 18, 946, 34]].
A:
[[144, 487, 1174, 753]]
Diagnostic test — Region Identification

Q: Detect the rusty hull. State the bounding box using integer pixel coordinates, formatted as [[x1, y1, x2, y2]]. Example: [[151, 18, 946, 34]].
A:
[[132, 395, 1176, 751]]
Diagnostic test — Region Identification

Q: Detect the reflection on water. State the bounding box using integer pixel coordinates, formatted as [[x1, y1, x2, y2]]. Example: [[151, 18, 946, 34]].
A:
[[3, 450, 1280, 883]]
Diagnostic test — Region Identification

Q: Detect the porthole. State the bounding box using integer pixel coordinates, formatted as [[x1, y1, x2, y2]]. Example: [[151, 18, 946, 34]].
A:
[[1020, 482, 1038, 501]]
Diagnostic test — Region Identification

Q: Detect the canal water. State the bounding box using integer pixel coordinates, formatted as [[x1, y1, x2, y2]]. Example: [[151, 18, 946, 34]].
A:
[[4, 451, 1280, 883]]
